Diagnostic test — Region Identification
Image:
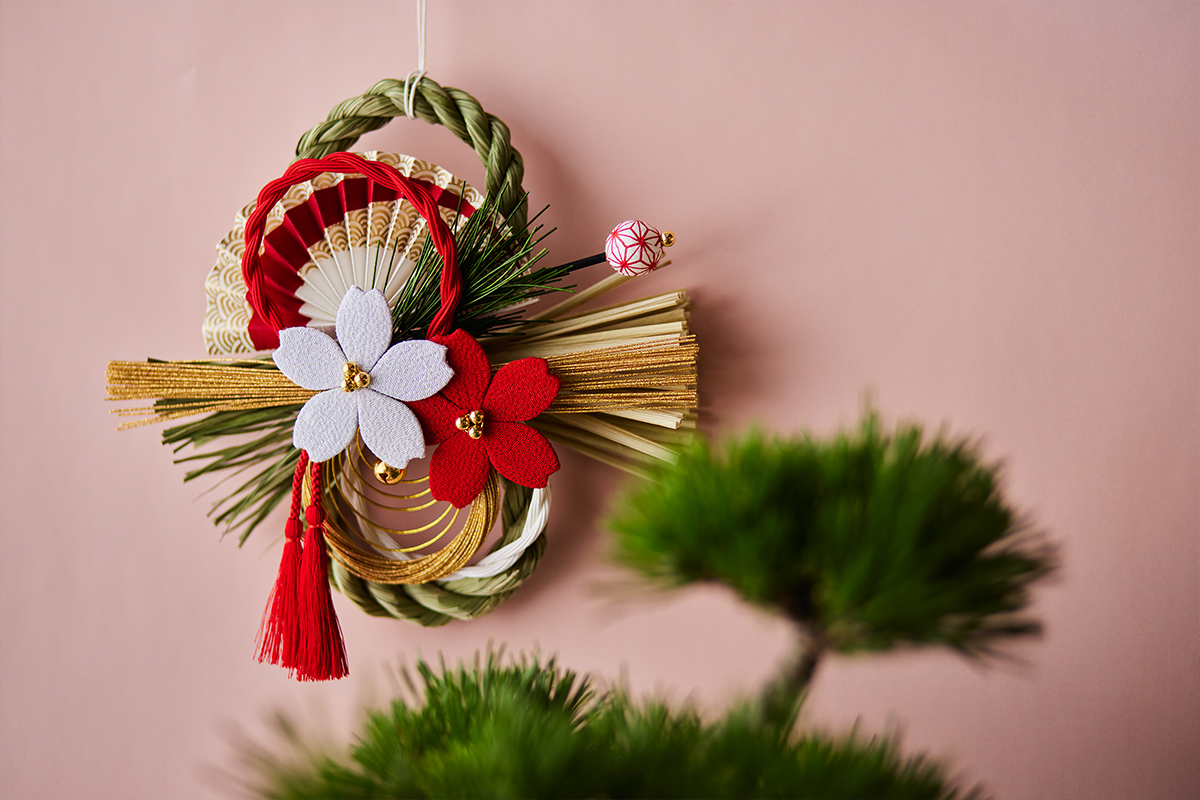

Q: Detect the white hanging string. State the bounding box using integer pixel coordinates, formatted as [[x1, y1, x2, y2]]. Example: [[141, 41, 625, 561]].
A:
[[403, 0, 428, 119]]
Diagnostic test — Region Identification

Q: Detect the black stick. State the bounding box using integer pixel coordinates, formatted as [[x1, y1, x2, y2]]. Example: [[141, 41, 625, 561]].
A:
[[544, 252, 606, 273]]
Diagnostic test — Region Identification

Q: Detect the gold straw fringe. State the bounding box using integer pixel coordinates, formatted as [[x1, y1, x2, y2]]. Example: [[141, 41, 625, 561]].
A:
[[543, 336, 698, 372], [542, 336, 698, 419], [548, 392, 698, 413], [108, 288, 698, 444], [110, 399, 311, 430], [106, 361, 313, 399], [106, 360, 314, 428]]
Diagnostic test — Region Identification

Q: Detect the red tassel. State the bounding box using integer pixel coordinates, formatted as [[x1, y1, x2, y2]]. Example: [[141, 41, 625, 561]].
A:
[[292, 460, 349, 681], [255, 451, 310, 670]]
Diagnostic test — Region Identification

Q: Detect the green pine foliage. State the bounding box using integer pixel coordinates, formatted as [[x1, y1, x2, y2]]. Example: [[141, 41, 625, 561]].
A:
[[244, 655, 976, 800], [391, 192, 583, 343], [237, 414, 1054, 797], [609, 414, 1056, 656], [162, 400, 302, 545]]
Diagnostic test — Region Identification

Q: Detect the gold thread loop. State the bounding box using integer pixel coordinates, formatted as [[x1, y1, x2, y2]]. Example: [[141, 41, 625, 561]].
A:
[[322, 463, 500, 584]]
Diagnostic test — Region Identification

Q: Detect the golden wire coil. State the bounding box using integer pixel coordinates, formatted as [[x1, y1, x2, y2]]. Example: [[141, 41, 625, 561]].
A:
[[313, 459, 500, 585]]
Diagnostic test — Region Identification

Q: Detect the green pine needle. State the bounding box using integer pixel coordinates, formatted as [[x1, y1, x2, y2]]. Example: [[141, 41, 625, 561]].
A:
[[391, 192, 583, 342], [161, 404, 302, 544], [608, 413, 1057, 656], [240, 655, 976, 800]]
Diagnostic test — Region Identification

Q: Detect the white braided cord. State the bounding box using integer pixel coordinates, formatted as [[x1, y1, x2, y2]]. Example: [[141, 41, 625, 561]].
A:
[[441, 486, 550, 580]]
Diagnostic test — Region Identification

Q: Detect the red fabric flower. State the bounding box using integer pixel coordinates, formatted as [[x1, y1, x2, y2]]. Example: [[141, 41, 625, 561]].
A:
[[409, 329, 561, 508]]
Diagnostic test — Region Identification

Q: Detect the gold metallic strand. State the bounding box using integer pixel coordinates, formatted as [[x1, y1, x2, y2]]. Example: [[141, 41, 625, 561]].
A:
[[334, 449, 458, 549], [343, 504, 459, 552], [321, 463, 499, 584], [338, 477, 435, 509], [106, 359, 315, 428], [339, 449, 434, 508]]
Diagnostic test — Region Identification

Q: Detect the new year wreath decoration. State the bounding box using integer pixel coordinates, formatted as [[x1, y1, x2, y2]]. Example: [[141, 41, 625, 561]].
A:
[[107, 78, 698, 681]]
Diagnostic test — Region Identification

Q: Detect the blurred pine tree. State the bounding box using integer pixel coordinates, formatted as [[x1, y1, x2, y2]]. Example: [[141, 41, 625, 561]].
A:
[[244, 412, 1054, 799]]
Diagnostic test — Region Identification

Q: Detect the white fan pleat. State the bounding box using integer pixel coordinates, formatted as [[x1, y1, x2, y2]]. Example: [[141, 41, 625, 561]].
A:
[[202, 152, 485, 354]]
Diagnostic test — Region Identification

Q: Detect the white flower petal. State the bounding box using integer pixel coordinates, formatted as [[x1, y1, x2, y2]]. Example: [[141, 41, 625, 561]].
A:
[[335, 286, 391, 371], [357, 390, 427, 469], [293, 389, 358, 462], [273, 327, 345, 390], [369, 340, 453, 402]]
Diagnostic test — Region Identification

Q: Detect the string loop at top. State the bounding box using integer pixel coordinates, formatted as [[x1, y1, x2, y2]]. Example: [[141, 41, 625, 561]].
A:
[[403, 0, 427, 119]]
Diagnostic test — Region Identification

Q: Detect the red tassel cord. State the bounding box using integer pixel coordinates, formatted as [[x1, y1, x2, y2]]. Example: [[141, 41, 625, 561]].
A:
[[293, 458, 349, 681], [255, 450, 310, 670]]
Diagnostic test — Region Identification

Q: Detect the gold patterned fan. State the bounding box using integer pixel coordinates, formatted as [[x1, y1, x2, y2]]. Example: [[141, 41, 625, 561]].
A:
[[204, 152, 482, 354]]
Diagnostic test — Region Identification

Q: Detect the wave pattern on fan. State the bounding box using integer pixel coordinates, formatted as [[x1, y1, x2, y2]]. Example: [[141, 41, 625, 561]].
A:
[[204, 152, 483, 354]]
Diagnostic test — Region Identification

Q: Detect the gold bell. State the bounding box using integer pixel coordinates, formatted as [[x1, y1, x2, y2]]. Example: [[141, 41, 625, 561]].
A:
[[373, 460, 405, 485]]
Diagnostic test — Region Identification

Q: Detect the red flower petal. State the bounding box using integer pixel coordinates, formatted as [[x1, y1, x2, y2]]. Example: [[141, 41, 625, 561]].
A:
[[482, 422, 560, 489], [483, 358, 560, 422], [432, 329, 491, 411], [407, 393, 462, 445], [429, 433, 491, 508]]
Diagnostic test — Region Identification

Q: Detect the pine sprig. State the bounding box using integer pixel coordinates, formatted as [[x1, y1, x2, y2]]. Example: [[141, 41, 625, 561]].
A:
[[609, 413, 1057, 659], [239, 655, 974, 800], [391, 192, 582, 342], [161, 404, 301, 544]]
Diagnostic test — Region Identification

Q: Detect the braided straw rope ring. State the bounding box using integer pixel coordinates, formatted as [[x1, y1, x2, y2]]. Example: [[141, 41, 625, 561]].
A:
[[295, 77, 527, 232], [327, 477, 549, 626], [294, 79, 547, 624]]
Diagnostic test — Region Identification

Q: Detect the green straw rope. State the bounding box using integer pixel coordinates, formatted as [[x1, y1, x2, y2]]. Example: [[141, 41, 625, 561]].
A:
[[294, 77, 528, 231]]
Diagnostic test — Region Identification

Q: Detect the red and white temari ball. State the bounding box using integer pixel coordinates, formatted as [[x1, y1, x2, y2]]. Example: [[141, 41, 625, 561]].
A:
[[605, 220, 666, 276]]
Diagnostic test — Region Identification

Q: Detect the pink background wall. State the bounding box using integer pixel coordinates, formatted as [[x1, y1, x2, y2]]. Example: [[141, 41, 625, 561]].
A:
[[1, 2, 1196, 797]]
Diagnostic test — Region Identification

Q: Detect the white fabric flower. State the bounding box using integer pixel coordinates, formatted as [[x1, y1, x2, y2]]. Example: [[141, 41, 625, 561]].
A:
[[273, 286, 453, 466]]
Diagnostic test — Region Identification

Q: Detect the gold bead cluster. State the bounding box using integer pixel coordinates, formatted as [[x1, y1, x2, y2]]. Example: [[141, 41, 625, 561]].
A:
[[341, 362, 371, 392], [455, 409, 485, 439]]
